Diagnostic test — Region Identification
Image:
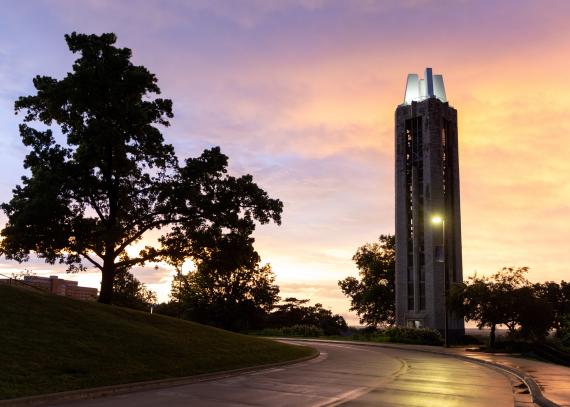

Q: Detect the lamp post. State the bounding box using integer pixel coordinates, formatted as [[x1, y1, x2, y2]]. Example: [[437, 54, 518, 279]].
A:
[[431, 215, 449, 347]]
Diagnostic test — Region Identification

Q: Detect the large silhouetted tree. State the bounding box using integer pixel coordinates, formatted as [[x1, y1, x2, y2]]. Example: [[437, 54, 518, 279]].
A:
[[0, 33, 282, 304], [338, 235, 395, 327]]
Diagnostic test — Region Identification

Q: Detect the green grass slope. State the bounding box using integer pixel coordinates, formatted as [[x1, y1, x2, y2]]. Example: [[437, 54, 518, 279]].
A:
[[0, 285, 314, 400]]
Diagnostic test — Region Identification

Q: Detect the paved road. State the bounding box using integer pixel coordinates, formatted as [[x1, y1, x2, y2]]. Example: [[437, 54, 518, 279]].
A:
[[54, 340, 517, 407]]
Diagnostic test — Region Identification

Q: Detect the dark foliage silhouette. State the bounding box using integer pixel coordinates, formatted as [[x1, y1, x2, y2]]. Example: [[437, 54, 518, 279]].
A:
[[339, 235, 395, 327], [170, 233, 280, 331], [0, 33, 282, 304], [268, 297, 347, 335]]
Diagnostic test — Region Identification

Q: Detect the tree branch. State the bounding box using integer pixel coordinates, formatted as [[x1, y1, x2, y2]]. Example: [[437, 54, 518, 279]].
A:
[[113, 219, 170, 257], [81, 252, 103, 270], [89, 194, 108, 224], [115, 248, 170, 269]]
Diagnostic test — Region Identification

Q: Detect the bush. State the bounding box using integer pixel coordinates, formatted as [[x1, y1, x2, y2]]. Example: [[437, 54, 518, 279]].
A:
[[267, 298, 347, 336], [283, 325, 324, 337], [558, 314, 570, 339], [348, 331, 387, 343], [382, 327, 443, 346], [454, 334, 482, 346], [562, 333, 570, 348], [255, 324, 324, 337]]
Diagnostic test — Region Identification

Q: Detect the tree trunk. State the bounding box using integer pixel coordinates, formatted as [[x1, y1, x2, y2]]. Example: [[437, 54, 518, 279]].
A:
[[489, 324, 496, 349], [99, 258, 115, 304], [506, 322, 516, 338]]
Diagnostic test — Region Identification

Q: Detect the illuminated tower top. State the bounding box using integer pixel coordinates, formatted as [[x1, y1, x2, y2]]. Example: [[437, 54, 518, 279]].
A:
[[402, 67, 447, 105]]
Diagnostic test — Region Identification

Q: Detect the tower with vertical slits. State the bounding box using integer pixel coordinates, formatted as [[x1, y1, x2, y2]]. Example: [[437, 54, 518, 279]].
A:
[[394, 68, 464, 337]]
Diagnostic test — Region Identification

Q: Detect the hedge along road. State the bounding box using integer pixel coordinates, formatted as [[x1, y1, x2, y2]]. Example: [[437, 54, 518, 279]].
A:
[[52, 340, 517, 407]]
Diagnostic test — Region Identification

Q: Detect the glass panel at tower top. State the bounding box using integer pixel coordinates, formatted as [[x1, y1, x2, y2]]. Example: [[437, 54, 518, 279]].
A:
[[403, 67, 447, 105]]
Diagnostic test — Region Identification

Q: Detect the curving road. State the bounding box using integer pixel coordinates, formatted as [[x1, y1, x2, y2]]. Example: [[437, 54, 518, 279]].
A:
[[54, 340, 517, 406]]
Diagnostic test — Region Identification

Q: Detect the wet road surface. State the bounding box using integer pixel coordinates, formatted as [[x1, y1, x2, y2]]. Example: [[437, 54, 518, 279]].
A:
[[53, 340, 516, 406]]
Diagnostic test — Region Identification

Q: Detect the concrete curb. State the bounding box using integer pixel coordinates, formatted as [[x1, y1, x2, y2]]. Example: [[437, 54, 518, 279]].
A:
[[0, 347, 319, 407], [278, 338, 560, 407]]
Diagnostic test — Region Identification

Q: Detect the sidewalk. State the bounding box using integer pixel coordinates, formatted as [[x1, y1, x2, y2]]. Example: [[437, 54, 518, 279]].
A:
[[453, 348, 570, 407]]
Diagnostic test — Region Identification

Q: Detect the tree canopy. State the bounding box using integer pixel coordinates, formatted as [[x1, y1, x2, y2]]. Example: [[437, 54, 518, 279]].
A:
[[449, 267, 560, 347], [533, 280, 570, 336], [112, 267, 157, 311], [0, 32, 282, 304], [171, 237, 280, 331], [338, 234, 395, 327]]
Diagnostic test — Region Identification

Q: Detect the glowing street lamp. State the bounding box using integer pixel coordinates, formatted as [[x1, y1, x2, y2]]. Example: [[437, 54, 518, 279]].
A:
[[431, 215, 443, 225], [431, 214, 449, 348]]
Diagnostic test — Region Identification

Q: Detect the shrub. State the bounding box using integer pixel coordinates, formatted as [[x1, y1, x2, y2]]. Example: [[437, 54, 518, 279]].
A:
[[349, 331, 388, 343], [562, 333, 570, 348], [558, 314, 570, 339], [254, 324, 324, 337], [453, 334, 482, 346], [282, 325, 324, 337], [382, 326, 443, 346]]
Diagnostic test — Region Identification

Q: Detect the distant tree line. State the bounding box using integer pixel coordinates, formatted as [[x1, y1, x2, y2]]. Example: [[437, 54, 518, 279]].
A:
[[449, 267, 570, 348], [108, 241, 348, 334], [267, 297, 348, 335], [339, 234, 570, 349], [154, 255, 347, 334]]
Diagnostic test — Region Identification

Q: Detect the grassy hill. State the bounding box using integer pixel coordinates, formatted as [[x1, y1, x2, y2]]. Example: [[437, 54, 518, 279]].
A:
[[0, 285, 315, 400]]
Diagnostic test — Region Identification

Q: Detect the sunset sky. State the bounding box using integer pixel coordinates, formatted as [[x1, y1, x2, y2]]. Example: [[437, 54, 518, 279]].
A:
[[1, 0, 570, 324]]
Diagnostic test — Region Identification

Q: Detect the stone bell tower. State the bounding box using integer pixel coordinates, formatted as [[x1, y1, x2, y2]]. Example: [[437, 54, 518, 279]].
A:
[[394, 68, 464, 338]]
